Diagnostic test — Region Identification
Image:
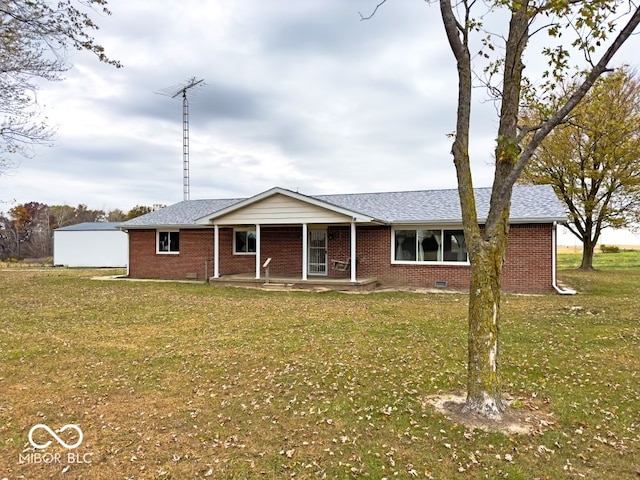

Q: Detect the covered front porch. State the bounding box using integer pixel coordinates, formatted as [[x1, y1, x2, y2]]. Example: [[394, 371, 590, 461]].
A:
[[196, 188, 384, 284]]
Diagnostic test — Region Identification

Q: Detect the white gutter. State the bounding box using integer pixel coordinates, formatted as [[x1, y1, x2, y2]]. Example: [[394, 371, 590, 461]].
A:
[[552, 222, 577, 295]]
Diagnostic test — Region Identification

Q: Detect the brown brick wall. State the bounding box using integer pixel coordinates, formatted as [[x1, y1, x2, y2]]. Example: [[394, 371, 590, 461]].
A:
[[217, 228, 254, 275], [327, 225, 474, 288], [325, 224, 554, 293], [502, 223, 555, 293], [217, 227, 304, 276], [128, 229, 214, 281], [261, 227, 303, 276], [128, 223, 555, 293]]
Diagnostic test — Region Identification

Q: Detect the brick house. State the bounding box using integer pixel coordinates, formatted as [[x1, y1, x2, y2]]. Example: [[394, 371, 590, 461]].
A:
[[120, 185, 568, 293]]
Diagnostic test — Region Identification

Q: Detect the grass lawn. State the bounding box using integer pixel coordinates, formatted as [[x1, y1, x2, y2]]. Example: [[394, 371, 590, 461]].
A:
[[0, 256, 638, 479]]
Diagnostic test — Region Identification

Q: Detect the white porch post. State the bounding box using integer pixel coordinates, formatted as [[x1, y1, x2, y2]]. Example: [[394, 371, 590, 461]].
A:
[[213, 225, 220, 278], [350, 221, 356, 282], [302, 223, 308, 280], [255, 224, 261, 279]]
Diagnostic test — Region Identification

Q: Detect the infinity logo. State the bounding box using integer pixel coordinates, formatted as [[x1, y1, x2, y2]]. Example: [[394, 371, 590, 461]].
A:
[[28, 424, 83, 450]]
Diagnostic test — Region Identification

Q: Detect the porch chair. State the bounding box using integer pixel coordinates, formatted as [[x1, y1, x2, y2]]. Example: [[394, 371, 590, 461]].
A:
[[331, 258, 351, 271]]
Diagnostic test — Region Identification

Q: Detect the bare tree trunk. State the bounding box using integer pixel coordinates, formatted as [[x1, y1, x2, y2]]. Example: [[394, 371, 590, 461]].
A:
[[12, 226, 21, 259], [458, 0, 527, 418], [578, 216, 597, 270], [581, 238, 596, 270], [436, 0, 640, 420], [439, 0, 510, 418], [463, 209, 509, 417]]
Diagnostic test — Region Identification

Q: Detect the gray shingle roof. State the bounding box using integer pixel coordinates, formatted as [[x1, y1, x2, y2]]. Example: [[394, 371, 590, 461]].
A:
[[120, 185, 566, 228], [55, 222, 124, 232], [316, 185, 566, 223], [122, 198, 242, 227]]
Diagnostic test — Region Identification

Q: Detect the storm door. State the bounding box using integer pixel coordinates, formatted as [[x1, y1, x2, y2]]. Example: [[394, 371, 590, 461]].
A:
[[308, 230, 327, 275]]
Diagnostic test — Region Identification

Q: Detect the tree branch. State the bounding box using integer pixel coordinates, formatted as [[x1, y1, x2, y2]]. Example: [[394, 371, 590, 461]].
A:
[[491, 6, 640, 224], [440, 0, 481, 237], [359, 0, 389, 20]]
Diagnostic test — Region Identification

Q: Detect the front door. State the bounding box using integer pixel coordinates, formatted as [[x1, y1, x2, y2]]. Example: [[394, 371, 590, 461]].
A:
[[308, 230, 327, 275]]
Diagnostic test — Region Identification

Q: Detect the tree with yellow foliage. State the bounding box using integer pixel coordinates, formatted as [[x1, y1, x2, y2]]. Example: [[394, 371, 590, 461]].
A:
[[522, 68, 640, 269]]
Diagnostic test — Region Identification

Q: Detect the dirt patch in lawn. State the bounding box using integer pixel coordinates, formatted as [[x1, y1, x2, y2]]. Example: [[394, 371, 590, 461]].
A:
[[423, 394, 555, 435]]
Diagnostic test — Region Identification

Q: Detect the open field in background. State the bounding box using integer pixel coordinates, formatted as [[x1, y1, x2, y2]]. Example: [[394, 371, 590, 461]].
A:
[[0, 255, 638, 479], [557, 245, 640, 254]]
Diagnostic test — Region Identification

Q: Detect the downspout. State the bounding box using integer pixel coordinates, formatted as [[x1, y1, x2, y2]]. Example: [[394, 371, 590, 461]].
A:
[[350, 220, 356, 283], [302, 223, 308, 281], [552, 221, 577, 295], [213, 225, 220, 278], [255, 224, 261, 280], [123, 228, 130, 277]]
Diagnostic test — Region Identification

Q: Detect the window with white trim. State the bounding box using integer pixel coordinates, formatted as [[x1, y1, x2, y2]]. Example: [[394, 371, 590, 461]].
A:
[[393, 228, 468, 263], [157, 230, 180, 254], [234, 229, 256, 254]]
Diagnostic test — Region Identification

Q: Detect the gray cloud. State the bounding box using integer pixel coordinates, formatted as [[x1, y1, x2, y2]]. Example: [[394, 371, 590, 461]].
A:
[[1, 0, 634, 214]]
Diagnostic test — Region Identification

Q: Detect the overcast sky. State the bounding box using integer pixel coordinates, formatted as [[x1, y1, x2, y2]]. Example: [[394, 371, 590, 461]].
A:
[[0, 0, 638, 216]]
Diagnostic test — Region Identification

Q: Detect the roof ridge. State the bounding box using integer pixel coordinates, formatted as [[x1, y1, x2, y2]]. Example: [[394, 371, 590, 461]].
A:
[[313, 186, 500, 198], [184, 185, 549, 203]]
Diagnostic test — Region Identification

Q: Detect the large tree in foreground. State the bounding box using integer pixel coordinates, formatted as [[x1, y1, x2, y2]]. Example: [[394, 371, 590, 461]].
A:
[[521, 68, 640, 270], [0, 0, 121, 176], [366, 0, 640, 418], [442, 0, 640, 419]]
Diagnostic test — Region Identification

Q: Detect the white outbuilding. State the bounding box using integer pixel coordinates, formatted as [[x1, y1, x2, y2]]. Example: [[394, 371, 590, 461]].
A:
[[53, 222, 128, 267]]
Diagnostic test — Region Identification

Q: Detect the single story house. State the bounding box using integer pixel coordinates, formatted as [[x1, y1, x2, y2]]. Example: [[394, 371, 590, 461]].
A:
[[120, 185, 568, 293], [54, 222, 128, 267]]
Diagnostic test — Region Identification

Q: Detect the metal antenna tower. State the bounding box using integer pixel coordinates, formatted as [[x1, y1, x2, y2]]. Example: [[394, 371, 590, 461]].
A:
[[157, 77, 205, 201]]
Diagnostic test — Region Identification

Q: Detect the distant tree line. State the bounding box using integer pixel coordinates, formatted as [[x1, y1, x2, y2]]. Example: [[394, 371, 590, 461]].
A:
[[0, 203, 157, 260]]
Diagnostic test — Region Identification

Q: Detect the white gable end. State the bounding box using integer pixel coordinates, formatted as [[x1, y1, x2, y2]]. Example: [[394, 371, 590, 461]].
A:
[[213, 193, 352, 225]]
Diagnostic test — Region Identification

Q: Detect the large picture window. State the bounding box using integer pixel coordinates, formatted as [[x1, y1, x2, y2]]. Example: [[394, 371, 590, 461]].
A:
[[394, 228, 467, 263], [157, 231, 179, 254], [234, 229, 257, 254]]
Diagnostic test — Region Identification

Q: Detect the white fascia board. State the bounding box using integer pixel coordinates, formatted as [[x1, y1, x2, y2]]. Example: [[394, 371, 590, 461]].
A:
[[390, 216, 567, 226], [390, 220, 464, 227], [120, 224, 212, 231], [508, 216, 568, 224]]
